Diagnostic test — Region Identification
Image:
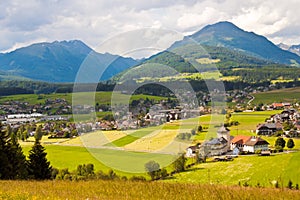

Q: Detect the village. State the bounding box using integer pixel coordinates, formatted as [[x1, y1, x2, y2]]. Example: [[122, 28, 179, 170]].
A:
[[186, 104, 300, 161], [0, 99, 298, 165], [0, 91, 299, 162]]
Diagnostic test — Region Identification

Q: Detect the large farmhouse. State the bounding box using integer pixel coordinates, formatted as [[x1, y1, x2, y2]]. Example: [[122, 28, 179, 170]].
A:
[[231, 135, 269, 153], [256, 123, 282, 135]]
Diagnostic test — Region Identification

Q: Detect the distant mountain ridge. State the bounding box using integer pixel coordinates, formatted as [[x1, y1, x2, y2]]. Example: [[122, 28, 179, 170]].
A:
[[277, 43, 300, 56], [171, 21, 300, 65], [1, 21, 300, 83], [0, 40, 138, 82]]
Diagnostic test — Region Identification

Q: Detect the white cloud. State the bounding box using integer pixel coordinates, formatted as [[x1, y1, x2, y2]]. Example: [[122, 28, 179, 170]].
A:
[[1, 0, 300, 54]]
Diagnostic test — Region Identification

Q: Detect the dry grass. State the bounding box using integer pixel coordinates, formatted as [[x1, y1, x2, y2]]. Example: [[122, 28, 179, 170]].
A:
[[124, 130, 182, 151], [0, 180, 299, 200], [196, 58, 221, 64]]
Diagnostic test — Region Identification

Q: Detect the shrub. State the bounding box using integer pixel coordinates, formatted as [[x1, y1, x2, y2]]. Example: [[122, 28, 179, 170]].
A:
[[275, 145, 283, 152], [255, 149, 262, 154], [287, 180, 293, 189], [129, 176, 146, 181]]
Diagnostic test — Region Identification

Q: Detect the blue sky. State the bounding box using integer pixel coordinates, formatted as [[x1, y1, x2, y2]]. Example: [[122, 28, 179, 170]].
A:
[[1, 0, 299, 53]]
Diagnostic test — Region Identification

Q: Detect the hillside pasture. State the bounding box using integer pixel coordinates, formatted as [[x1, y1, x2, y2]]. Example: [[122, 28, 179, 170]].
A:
[[168, 151, 300, 187], [252, 87, 300, 105]]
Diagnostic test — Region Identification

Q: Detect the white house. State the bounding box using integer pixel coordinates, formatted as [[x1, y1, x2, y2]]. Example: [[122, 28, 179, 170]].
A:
[[231, 135, 269, 153], [243, 137, 269, 153]]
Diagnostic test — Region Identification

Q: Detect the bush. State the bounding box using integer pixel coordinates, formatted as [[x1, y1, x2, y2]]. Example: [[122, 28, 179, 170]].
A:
[[275, 145, 283, 152], [176, 132, 191, 141], [255, 149, 262, 154], [191, 129, 196, 135], [56, 168, 70, 180], [51, 168, 59, 180], [129, 176, 146, 181], [96, 170, 110, 180], [197, 125, 203, 132], [287, 180, 293, 189], [159, 168, 168, 180]]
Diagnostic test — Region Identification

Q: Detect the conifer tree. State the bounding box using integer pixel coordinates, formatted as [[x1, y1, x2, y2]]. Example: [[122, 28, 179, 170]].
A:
[[27, 139, 52, 180], [9, 129, 28, 179], [0, 124, 11, 179]]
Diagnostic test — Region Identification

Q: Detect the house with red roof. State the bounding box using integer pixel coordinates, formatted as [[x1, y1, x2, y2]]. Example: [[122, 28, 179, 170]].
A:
[[231, 135, 269, 153]]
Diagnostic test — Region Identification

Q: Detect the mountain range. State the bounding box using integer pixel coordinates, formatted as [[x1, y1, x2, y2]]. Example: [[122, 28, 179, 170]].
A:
[[0, 40, 138, 82], [277, 43, 300, 56], [171, 21, 300, 65], [0, 21, 299, 82]]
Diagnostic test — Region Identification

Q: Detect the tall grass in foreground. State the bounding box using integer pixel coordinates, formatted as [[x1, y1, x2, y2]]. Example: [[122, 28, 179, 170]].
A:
[[0, 180, 299, 200]]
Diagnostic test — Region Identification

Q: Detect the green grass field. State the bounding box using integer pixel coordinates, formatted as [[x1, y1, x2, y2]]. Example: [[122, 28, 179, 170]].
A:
[[229, 110, 281, 135], [17, 110, 300, 188], [21, 144, 177, 175], [167, 151, 300, 187], [252, 87, 300, 105]]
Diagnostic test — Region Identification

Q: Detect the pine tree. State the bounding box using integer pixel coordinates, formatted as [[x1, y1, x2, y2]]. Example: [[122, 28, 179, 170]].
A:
[[9, 130, 28, 179], [27, 139, 52, 180], [0, 124, 13, 179]]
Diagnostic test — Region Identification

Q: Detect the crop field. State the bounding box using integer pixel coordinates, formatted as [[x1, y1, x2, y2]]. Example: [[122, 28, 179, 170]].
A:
[[1, 180, 299, 200], [252, 87, 300, 105]]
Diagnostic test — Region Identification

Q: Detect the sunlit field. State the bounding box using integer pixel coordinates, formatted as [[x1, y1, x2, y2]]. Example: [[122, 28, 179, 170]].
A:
[[0, 180, 299, 200]]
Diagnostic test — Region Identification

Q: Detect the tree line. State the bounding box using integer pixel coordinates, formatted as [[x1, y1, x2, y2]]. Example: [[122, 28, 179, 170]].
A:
[[0, 80, 115, 96]]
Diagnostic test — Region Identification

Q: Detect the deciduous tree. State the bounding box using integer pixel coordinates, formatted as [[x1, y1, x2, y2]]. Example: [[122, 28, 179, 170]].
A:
[[144, 160, 160, 180], [173, 153, 186, 173], [287, 138, 295, 149], [275, 137, 286, 149]]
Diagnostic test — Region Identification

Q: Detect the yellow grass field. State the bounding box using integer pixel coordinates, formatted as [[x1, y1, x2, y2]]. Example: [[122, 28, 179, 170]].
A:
[[0, 180, 299, 200], [196, 58, 221, 64], [124, 129, 191, 151]]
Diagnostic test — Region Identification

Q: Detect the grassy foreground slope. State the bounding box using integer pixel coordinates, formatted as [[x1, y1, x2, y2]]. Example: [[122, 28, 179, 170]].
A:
[[167, 151, 300, 187], [0, 180, 299, 200]]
